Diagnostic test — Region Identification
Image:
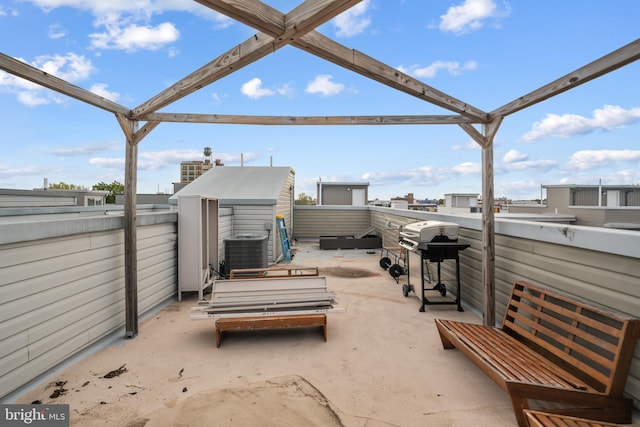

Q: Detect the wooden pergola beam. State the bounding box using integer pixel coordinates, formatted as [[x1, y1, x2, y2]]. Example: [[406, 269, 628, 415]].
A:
[[194, 0, 362, 38], [142, 112, 481, 125], [294, 32, 488, 122], [0, 52, 130, 116], [132, 0, 362, 118], [131, 33, 275, 118], [193, 1, 488, 122], [491, 38, 640, 119]]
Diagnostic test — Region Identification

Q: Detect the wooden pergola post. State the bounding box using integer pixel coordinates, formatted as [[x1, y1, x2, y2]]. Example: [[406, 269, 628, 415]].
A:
[[481, 119, 502, 326], [481, 135, 496, 326], [117, 115, 139, 338], [460, 118, 502, 326]]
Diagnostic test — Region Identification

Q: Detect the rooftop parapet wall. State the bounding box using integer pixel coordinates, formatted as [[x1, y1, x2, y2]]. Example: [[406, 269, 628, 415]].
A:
[[0, 208, 176, 245], [0, 211, 177, 400]]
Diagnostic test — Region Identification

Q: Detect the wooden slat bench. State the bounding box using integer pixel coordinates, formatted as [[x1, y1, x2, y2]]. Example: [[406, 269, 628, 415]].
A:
[[215, 314, 327, 348], [524, 409, 621, 427], [435, 281, 640, 427]]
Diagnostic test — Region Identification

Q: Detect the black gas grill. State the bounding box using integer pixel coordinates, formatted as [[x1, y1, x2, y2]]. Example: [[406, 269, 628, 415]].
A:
[[398, 221, 469, 312]]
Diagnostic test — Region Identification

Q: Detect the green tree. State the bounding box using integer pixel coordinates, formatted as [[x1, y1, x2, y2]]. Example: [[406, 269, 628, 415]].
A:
[[93, 181, 125, 204], [295, 192, 316, 205], [49, 182, 87, 190]]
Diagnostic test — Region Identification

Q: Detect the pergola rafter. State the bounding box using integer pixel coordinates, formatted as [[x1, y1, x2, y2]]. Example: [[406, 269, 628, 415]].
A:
[[1, 0, 638, 336], [132, 0, 364, 118]]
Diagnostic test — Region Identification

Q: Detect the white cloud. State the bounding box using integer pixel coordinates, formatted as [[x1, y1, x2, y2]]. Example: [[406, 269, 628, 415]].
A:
[[88, 157, 124, 169], [333, 0, 371, 37], [0, 53, 96, 107], [90, 18, 179, 51], [496, 180, 542, 198], [0, 6, 19, 17], [451, 161, 482, 175], [398, 60, 478, 79], [16, 91, 54, 107], [52, 142, 120, 157], [40, 52, 94, 81], [567, 150, 640, 171], [362, 165, 439, 186], [90, 83, 120, 102], [439, 0, 507, 35], [501, 150, 556, 172], [48, 23, 67, 39], [241, 78, 275, 100], [305, 75, 345, 96], [277, 83, 295, 98], [522, 105, 640, 142], [89, 149, 259, 171], [452, 139, 482, 150], [502, 159, 557, 172], [503, 149, 528, 163], [25, 0, 230, 50]]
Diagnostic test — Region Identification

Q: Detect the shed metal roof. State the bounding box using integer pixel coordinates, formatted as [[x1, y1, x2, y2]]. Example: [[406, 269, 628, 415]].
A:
[[170, 166, 294, 204]]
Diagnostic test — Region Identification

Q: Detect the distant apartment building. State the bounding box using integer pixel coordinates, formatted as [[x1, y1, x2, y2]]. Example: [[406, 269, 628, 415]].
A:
[[174, 147, 224, 193], [508, 184, 640, 228], [180, 160, 213, 184], [438, 193, 480, 214], [179, 146, 226, 184]]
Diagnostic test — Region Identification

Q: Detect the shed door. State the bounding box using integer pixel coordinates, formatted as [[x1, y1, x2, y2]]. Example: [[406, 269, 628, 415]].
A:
[[352, 189, 366, 206]]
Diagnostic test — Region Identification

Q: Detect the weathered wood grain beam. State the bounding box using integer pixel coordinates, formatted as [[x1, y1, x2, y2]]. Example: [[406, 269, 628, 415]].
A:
[[132, 0, 360, 118], [459, 123, 486, 148], [0, 52, 130, 115], [193, 0, 283, 35], [490, 38, 640, 119], [192, 2, 487, 121], [142, 112, 480, 125], [294, 32, 488, 122], [194, 0, 361, 39], [131, 33, 275, 118]]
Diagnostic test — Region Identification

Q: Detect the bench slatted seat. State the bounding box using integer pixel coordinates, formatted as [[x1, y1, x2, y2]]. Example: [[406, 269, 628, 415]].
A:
[[525, 410, 621, 427], [435, 281, 640, 427]]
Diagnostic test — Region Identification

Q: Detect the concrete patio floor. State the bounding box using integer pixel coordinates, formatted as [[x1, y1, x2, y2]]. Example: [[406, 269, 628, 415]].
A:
[[12, 240, 640, 426]]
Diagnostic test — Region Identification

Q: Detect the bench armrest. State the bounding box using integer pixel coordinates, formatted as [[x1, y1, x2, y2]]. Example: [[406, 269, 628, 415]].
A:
[[505, 380, 633, 427]]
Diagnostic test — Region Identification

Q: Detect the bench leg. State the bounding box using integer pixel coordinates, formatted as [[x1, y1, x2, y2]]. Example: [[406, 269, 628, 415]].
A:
[[216, 328, 223, 348], [434, 319, 456, 349]]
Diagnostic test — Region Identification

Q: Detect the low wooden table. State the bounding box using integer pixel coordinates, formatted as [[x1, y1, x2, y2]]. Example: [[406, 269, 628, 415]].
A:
[[215, 314, 327, 348]]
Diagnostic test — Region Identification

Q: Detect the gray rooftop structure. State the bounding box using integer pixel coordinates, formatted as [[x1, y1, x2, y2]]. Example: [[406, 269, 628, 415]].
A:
[[170, 166, 295, 205]]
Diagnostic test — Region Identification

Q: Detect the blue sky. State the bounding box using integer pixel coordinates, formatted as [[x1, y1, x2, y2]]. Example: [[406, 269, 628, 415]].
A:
[[1, 0, 639, 201]]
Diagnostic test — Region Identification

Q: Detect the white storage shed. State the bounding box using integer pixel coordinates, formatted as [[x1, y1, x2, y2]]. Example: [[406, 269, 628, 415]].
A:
[[170, 166, 295, 298]]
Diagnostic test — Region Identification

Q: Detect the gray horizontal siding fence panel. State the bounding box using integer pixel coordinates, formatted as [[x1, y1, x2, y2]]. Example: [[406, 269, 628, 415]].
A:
[[0, 214, 177, 400], [293, 206, 371, 238]]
